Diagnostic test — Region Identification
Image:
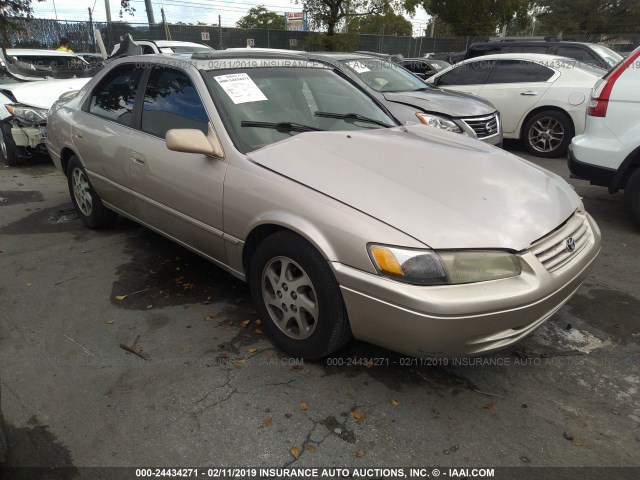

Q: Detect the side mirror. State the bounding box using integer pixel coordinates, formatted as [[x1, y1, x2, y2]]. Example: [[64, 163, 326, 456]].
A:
[[58, 90, 79, 101], [165, 124, 223, 158], [426, 77, 436, 86]]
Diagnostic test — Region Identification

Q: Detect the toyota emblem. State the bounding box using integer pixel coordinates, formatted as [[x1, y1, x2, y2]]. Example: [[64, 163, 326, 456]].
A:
[[565, 237, 576, 252]]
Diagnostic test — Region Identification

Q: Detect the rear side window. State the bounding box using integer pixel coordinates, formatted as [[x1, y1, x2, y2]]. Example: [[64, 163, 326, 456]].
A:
[[88, 64, 144, 127], [437, 60, 494, 86], [487, 60, 555, 83], [556, 46, 599, 66], [141, 67, 209, 139]]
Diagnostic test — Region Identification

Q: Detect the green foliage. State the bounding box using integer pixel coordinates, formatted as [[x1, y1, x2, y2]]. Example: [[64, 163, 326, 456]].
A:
[[347, 9, 412, 35], [0, 0, 41, 45], [237, 6, 285, 30], [300, 0, 394, 36], [304, 31, 358, 50], [533, 0, 640, 34], [404, 0, 531, 36]]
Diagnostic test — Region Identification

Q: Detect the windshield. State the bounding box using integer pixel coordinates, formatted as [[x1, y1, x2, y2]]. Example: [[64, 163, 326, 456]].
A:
[[589, 44, 623, 68], [204, 66, 396, 153], [341, 58, 429, 92]]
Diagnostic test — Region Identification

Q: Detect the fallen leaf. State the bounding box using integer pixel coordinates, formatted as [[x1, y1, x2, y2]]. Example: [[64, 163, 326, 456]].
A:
[[105, 320, 116, 325], [290, 447, 300, 459], [248, 347, 258, 353], [304, 443, 317, 452], [350, 411, 366, 424], [115, 295, 127, 301], [266, 350, 276, 357], [255, 328, 263, 334], [572, 439, 585, 446], [391, 399, 399, 406], [205, 315, 214, 321], [354, 448, 366, 457], [482, 402, 495, 410], [299, 402, 308, 411], [254, 319, 262, 325], [261, 417, 273, 427], [241, 320, 251, 328], [292, 365, 304, 370]]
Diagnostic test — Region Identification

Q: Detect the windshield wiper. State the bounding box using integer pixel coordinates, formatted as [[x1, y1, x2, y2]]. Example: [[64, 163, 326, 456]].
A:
[[314, 111, 393, 128], [240, 121, 323, 132]]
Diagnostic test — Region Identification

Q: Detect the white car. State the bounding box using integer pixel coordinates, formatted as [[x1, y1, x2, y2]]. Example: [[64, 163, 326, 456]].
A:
[[569, 46, 640, 225], [0, 48, 95, 165], [109, 39, 214, 56], [427, 53, 604, 157]]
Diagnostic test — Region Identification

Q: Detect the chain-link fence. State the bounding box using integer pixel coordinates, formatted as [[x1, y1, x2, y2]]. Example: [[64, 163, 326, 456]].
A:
[[7, 17, 640, 57]]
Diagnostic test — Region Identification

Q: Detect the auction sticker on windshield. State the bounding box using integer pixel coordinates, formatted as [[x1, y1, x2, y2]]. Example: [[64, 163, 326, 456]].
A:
[[347, 61, 371, 73], [214, 73, 268, 104]]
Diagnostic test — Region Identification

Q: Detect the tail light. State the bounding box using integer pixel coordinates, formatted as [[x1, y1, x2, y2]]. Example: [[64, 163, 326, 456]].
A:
[[588, 47, 640, 117]]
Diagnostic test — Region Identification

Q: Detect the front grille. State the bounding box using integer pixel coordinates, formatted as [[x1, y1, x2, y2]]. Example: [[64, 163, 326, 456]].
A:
[[529, 212, 592, 272], [461, 113, 500, 139]]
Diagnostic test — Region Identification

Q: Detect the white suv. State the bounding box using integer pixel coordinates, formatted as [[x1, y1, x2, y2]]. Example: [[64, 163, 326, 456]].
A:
[[569, 46, 640, 225]]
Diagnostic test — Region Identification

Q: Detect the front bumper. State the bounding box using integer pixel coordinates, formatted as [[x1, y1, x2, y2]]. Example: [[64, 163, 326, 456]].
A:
[[332, 213, 601, 357]]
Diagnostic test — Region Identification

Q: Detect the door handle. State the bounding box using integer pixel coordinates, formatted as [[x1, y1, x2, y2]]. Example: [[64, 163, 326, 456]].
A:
[[130, 151, 145, 165], [520, 91, 538, 96]]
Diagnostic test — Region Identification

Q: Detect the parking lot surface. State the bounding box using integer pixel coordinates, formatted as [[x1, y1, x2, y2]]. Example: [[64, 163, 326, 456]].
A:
[[0, 145, 639, 471]]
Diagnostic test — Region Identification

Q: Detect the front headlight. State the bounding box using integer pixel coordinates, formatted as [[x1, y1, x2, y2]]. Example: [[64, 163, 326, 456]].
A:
[[415, 113, 462, 133], [5, 104, 48, 124], [368, 245, 521, 285]]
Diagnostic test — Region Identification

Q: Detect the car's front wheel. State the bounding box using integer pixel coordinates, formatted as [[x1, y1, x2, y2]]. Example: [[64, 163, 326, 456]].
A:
[[249, 231, 352, 359], [523, 110, 573, 158], [624, 167, 640, 227], [0, 120, 22, 166], [67, 155, 118, 228]]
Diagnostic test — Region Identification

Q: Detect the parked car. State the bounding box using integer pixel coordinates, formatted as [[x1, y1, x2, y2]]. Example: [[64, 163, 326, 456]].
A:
[[300, 53, 502, 146], [399, 58, 451, 79], [46, 51, 600, 358], [430, 51, 467, 64], [464, 39, 623, 70], [0, 48, 97, 165], [109, 39, 214, 56], [427, 53, 603, 157], [569, 46, 640, 226]]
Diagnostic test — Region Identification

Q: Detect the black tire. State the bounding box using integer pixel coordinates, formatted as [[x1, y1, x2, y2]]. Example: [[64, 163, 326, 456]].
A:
[[624, 168, 640, 227], [249, 231, 352, 359], [523, 110, 574, 158], [0, 120, 23, 166], [67, 155, 118, 228]]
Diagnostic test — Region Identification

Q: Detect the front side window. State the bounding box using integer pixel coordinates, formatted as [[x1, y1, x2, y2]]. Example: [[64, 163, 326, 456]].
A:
[[487, 60, 555, 84], [588, 44, 623, 68], [341, 58, 429, 92], [88, 65, 144, 126], [204, 66, 396, 153], [437, 60, 494, 86], [141, 67, 209, 138]]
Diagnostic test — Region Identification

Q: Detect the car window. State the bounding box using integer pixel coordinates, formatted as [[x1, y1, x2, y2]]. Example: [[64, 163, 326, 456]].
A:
[[588, 44, 623, 68], [142, 45, 155, 55], [437, 60, 494, 86], [487, 60, 555, 83], [556, 46, 599, 66], [341, 58, 428, 92], [510, 45, 550, 54], [204, 66, 396, 153], [88, 64, 144, 127], [141, 67, 209, 139], [13, 55, 86, 70]]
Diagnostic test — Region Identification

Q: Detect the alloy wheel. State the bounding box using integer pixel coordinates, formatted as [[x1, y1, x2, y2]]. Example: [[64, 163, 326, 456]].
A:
[[528, 117, 565, 153], [72, 168, 93, 216]]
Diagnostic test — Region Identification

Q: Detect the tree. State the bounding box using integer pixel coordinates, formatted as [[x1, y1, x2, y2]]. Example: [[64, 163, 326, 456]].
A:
[[404, 0, 531, 36], [532, 0, 640, 34], [237, 6, 285, 30], [347, 8, 412, 35], [0, 0, 43, 45], [300, 0, 394, 36]]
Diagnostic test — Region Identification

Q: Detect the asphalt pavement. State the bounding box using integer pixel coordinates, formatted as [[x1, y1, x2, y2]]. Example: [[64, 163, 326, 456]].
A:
[[0, 144, 639, 475]]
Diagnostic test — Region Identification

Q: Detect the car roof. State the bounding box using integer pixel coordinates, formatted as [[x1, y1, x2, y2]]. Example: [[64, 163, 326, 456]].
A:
[[5, 49, 81, 57], [460, 53, 571, 62], [470, 40, 596, 47], [303, 52, 375, 61]]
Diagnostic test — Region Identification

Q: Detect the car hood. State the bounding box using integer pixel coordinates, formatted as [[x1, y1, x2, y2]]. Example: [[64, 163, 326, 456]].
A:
[[0, 77, 90, 109], [382, 88, 495, 117], [247, 125, 579, 251]]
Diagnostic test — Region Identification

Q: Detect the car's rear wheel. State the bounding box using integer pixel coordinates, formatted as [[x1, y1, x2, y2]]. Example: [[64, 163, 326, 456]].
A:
[[67, 155, 118, 228], [523, 110, 573, 158], [249, 231, 352, 359], [624, 167, 640, 227], [0, 120, 22, 166]]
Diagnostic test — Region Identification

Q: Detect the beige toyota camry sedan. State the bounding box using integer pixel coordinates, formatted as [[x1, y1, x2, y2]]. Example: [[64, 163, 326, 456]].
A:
[[46, 52, 601, 359]]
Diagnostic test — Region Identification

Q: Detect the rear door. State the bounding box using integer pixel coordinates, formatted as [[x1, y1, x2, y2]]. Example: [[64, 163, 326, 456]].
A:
[[432, 60, 494, 96], [479, 59, 555, 133], [127, 65, 228, 263], [70, 63, 144, 212]]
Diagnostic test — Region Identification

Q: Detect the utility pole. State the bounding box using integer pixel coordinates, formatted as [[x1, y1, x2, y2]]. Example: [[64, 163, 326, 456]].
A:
[[161, 8, 171, 40], [430, 15, 436, 37], [104, 0, 112, 24], [144, 0, 156, 25], [218, 15, 222, 49], [88, 7, 95, 52]]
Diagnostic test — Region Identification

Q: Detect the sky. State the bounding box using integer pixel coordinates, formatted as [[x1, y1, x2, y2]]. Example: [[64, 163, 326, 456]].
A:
[[32, 0, 431, 35]]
